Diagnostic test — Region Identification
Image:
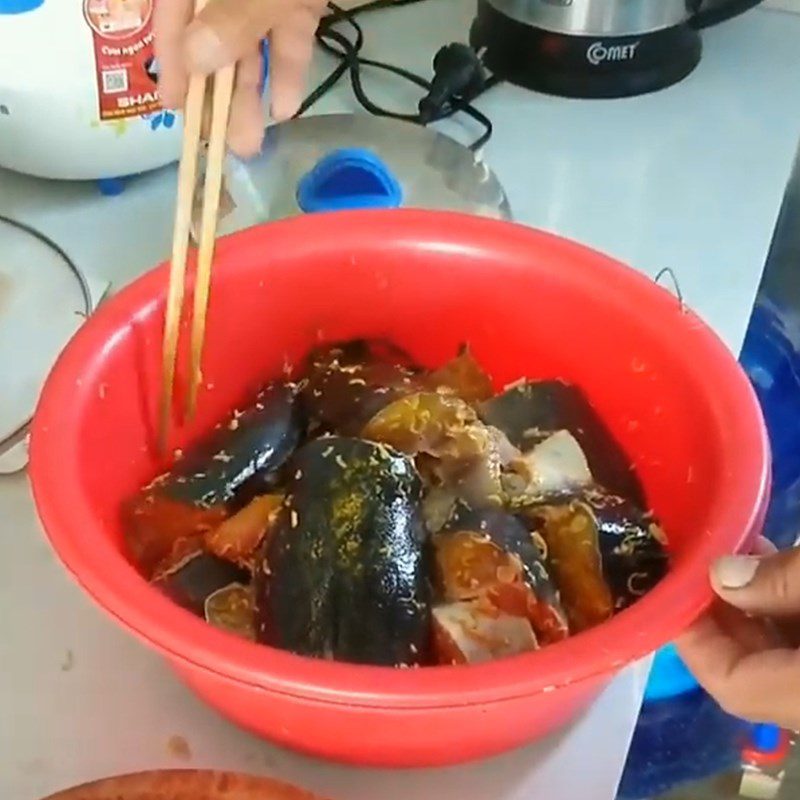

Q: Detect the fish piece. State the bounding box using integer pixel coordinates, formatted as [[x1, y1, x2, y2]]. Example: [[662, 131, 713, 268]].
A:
[[123, 382, 300, 577], [581, 488, 669, 611], [531, 503, 613, 633], [362, 391, 489, 462], [438, 504, 569, 644], [480, 380, 646, 506], [504, 430, 593, 503], [150, 534, 205, 579], [161, 382, 302, 508], [432, 600, 539, 665], [124, 498, 227, 579], [254, 437, 430, 667], [204, 494, 284, 570], [425, 345, 494, 402], [421, 485, 459, 534], [364, 393, 521, 511], [153, 551, 249, 617], [452, 425, 520, 508], [204, 583, 256, 640], [529, 488, 668, 631], [300, 339, 423, 435], [228, 461, 291, 512], [435, 530, 521, 600]]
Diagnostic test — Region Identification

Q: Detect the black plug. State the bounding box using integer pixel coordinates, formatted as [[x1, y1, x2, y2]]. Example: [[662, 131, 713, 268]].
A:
[[418, 43, 485, 124]]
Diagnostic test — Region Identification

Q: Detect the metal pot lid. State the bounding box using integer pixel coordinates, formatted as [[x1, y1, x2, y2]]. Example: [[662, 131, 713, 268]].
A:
[[217, 114, 511, 236]]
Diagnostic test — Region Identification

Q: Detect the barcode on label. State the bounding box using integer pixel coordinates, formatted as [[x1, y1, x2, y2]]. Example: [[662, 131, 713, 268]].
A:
[[102, 69, 128, 94]]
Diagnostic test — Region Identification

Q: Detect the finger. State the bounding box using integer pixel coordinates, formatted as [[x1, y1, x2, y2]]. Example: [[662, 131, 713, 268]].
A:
[[676, 616, 800, 726], [777, 617, 800, 649], [185, 0, 298, 74], [268, 7, 320, 121], [677, 613, 747, 688], [712, 546, 800, 618], [154, 0, 194, 108], [227, 48, 265, 158], [713, 601, 783, 653], [753, 536, 778, 556]]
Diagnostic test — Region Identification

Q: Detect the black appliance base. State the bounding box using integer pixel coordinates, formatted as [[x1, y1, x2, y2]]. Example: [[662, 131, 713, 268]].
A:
[[471, 2, 703, 99]]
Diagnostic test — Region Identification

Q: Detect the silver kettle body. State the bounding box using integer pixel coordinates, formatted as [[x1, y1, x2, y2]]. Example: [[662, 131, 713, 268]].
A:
[[486, 0, 694, 36]]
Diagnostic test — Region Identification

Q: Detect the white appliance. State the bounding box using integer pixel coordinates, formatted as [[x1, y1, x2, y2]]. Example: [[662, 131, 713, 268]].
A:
[[0, 0, 180, 180]]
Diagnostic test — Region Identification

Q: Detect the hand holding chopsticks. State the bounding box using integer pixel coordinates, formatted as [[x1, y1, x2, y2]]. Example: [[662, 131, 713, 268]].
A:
[[154, 0, 329, 452], [159, 0, 234, 453], [154, 0, 327, 158]]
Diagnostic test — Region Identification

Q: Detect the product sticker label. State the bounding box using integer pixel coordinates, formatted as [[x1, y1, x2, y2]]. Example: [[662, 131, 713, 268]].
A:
[[83, 0, 161, 121]]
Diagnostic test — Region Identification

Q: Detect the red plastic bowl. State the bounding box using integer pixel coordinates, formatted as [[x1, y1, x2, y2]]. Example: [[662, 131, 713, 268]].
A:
[[30, 211, 769, 767]]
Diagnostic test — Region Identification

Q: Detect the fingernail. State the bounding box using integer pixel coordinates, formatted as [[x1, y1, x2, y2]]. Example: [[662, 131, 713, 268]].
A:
[[185, 24, 229, 74], [713, 555, 760, 589]]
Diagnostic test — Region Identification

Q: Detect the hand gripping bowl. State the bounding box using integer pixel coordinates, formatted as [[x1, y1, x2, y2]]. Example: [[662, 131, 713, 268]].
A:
[[29, 211, 769, 767]]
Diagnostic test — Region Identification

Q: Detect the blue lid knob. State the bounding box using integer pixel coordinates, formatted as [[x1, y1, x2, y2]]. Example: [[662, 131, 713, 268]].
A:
[[296, 148, 403, 214]]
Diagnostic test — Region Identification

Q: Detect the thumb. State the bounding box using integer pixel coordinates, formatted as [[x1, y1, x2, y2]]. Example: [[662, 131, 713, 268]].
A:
[[712, 546, 800, 617], [185, 0, 296, 73]]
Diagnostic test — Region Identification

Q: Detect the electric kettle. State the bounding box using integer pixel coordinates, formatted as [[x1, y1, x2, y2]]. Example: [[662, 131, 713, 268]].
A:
[[471, 0, 764, 98]]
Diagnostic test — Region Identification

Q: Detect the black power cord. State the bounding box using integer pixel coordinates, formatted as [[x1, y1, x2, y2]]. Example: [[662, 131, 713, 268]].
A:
[[296, 1, 498, 151], [0, 214, 92, 316]]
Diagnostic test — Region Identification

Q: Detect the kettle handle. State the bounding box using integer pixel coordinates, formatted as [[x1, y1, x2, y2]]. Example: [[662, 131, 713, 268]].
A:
[[691, 0, 764, 29]]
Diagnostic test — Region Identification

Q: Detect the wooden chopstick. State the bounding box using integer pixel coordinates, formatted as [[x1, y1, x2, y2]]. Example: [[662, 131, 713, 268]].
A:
[[159, 0, 233, 451], [159, 70, 208, 453], [187, 63, 235, 421]]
